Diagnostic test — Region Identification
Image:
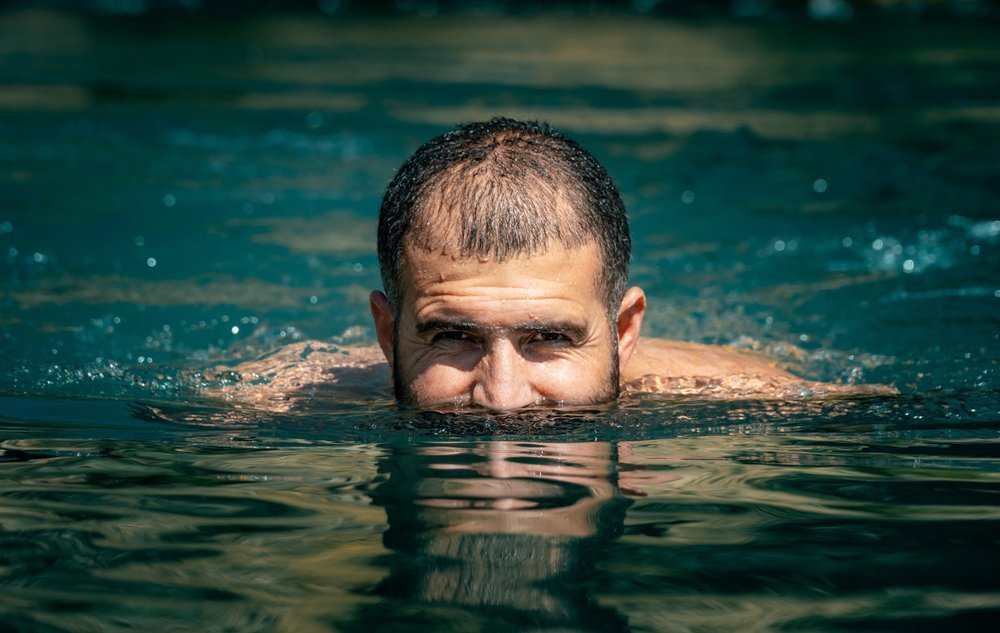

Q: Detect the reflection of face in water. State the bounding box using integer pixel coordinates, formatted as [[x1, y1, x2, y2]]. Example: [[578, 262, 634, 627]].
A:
[[363, 440, 633, 632]]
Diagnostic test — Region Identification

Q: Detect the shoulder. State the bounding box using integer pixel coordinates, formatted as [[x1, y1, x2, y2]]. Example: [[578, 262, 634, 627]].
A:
[[621, 338, 894, 399], [205, 341, 391, 411], [623, 338, 787, 381]]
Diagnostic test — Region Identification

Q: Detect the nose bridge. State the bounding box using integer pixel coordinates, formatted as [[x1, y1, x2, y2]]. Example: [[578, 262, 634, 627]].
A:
[[473, 337, 534, 410]]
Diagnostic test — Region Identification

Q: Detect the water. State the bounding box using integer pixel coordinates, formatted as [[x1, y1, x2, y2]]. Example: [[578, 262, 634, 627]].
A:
[[1, 7, 999, 632]]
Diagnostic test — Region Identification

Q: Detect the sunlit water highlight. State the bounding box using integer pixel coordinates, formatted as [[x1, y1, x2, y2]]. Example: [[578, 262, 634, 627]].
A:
[[1, 8, 998, 632]]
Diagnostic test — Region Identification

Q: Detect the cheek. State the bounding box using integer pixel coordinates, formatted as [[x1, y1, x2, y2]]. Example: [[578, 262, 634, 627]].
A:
[[407, 360, 477, 401], [531, 357, 612, 399]]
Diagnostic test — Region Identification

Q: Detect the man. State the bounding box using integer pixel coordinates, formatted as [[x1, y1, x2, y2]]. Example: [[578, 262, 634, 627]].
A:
[[217, 118, 886, 411]]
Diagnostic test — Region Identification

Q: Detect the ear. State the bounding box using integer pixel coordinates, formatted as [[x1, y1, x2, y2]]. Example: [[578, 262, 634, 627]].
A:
[[369, 290, 395, 370], [615, 286, 646, 375]]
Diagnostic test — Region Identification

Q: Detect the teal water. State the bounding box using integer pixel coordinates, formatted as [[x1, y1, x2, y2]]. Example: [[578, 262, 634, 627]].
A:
[[1, 8, 999, 632]]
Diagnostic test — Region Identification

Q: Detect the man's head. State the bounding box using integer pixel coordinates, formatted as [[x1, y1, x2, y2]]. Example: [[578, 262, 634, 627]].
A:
[[371, 118, 645, 410]]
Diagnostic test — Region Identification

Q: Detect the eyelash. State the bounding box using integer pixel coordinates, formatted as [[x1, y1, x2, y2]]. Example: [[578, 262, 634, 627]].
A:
[[530, 331, 571, 344], [432, 331, 476, 344]]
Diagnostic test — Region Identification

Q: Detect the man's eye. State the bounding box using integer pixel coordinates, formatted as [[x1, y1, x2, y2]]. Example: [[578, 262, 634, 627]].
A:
[[432, 331, 476, 344], [530, 331, 571, 345]]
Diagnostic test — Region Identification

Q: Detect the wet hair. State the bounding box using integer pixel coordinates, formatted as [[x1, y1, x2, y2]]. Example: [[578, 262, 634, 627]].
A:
[[377, 118, 631, 317]]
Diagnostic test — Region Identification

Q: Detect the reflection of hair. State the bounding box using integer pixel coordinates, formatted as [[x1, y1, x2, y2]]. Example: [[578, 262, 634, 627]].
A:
[[377, 118, 632, 317]]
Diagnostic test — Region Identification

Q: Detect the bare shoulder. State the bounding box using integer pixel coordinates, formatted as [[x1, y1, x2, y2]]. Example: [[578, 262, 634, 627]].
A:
[[204, 340, 391, 411], [622, 337, 895, 399]]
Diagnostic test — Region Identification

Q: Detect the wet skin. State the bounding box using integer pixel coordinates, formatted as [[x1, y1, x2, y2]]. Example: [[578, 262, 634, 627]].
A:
[[211, 243, 892, 411], [370, 241, 647, 410]]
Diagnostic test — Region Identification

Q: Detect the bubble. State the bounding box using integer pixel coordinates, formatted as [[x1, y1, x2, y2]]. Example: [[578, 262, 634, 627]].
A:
[[309, 295, 318, 304], [970, 244, 981, 256], [231, 326, 239, 335], [353, 262, 363, 272], [163, 194, 176, 207], [680, 190, 695, 204], [261, 192, 275, 205], [306, 111, 324, 129], [774, 240, 786, 252], [146, 257, 157, 267], [8, 247, 17, 257], [902, 259, 915, 273], [134, 235, 145, 247], [813, 178, 828, 193], [872, 238, 885, 251], [969, 219, 1000, 239], [994, 290, 1000, 298], [33, 252, 46, 263], [0, 221, 12, 234]]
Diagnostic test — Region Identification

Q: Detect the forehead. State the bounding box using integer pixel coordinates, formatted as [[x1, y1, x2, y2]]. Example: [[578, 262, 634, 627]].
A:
[[398, 241, 605, 319]]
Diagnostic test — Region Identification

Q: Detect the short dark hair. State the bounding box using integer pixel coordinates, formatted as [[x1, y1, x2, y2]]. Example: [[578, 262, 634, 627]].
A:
[[377, 118, 631, 316]]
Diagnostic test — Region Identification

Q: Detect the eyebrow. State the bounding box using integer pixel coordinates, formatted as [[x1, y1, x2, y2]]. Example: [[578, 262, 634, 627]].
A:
[[415, 318, 589, 340]]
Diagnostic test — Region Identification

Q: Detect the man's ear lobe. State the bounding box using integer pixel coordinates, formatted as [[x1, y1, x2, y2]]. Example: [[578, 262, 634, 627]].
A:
[[369, 291, 395, 369], [616, 286, 646, 373]]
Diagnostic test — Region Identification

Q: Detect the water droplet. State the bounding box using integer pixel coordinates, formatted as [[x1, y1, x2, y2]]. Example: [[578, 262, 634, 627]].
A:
[[146, 257, 157, 267], [813, 178, 828, 193]]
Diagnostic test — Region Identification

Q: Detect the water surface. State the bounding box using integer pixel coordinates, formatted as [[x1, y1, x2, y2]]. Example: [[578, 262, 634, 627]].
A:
[[1, 8, 998, 632]]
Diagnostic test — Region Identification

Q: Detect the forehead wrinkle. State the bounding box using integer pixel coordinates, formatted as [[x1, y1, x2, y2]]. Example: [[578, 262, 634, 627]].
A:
[[397, 239, 607, 313]]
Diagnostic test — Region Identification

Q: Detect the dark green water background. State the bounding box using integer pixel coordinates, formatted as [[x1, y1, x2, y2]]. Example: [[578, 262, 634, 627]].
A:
[[1, 6, 999, 632]]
